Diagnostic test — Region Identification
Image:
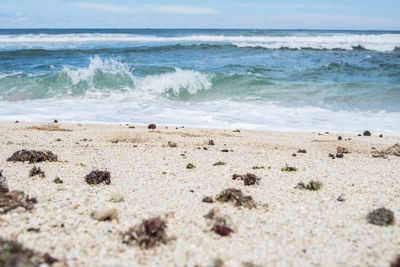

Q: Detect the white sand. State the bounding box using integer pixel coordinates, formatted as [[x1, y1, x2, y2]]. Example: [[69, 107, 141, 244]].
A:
[[0, 122, 399, 267]]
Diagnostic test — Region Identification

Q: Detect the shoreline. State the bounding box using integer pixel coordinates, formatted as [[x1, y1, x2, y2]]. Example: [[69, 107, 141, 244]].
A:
[[1, 121, 399, 266]]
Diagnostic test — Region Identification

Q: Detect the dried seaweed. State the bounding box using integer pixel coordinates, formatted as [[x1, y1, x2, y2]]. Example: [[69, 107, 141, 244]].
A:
[[215, 188, 256, 209], [367, 208, 395, 226], [84, 170, 111, 185], [0, 190, 37, 214], [7, 150, 57, 164], [122, 217, 168, 248], [295, 180, 323, 191]]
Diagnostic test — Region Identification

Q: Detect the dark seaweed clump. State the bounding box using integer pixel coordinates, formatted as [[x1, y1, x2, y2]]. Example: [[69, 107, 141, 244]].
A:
[[29, 166, 45, 178], [204, 208, 234, 237], [7, 150, 57, 164], [216, 188, 256, 209], [363, 130, 371, 136], [297, 149, 307, 153], [186, 163, 196, 169], [232, 173, 260, 186], [0, 171, 8, 193], [367, 208, 395, 226], [390, 255, 400, 267], [148, 124, 156, 130], [202, 196, 214, 203], [0, 239, 58, 267], [84, 170, 111, 185], [0, 190, 37, 214], [122, 217, 168, 249], [295, 180, 323, 191]]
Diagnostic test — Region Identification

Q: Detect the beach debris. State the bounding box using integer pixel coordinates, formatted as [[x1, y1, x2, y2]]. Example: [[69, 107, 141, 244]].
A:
[[55, 138, 62, 142], [186, 163, 196, 169], [122, 217, 168, 249], [216, 188, 256, 209], [53, 120, 58, 123], [233, 129, 241, 133], [295, 180, 323, 191], [53, 177, 63, 184], [338, 136, 343, 141], [167, 141, 177, 148], [0, 239, 59, 267], [252, 166, 265, 170], [211, 258, 225, 267], [242, 262, 262, 267], [208, 139, 215, 146], [337, 194, 346, 202], [221, 149, 229, 152], [367, 208, 395, 226], [371, 144, 400, 158], [363, 130, 371, 136], [148, 124, 157, 130], [213, 161, 226, 166], [379, 134, 383, 138], [232, 173, 260, 186], [336, 153, 344, 158], [7, 150, 58, 164], [292, 153, 297, 157], [91, 208, 118, 222], [297, 149, 307, 153], [84, 170, 111, 185], [0, 171, 8, 193], [15, 120, 19, 123], [28, 124, 71, 132], [204, 208, 234, 237], [109, 193, 124, 203], [337, 146, 350, 154], [202, 196, 214, 203], [0, 190, 37, 214], [390, 255, 400, 267], [281, 164, 297, 172], [29, 166, 45, 178], [129, 126, 135, 129]]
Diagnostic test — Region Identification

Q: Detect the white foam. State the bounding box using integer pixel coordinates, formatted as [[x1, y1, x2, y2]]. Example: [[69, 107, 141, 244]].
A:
[[135, 68, 212, 95], [61, 55, 132, 85], [0, 34, 399, 52]]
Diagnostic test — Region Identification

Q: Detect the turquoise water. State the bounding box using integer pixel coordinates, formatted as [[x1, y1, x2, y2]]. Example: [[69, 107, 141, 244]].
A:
[[0, 29, 399, 133]]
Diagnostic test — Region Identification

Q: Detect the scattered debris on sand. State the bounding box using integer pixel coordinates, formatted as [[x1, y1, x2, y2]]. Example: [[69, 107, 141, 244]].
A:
[[148, 124, 157, 130], [281, 164, 297, 172], [0, 239, 59, 267], [213, 161, 226, 166], [252, 166, 265, 170], [232, 173, 260, 186], [204, 208, 234, 237], [233, 129, 241, 133], [122, 217, 168, 249], [216, 188, 256, 209], [0, 190, 37, 214], [337, 194, 345, 202], [186, 163, 196, 169], [91, 208, 118, 222], [367, 208, 395, 226], [167, 141, 177, 148], [28, 124, 71, 132], [84, 170, 111, 185], [202, 196, 214, 203], [29, 166, 45, 178], [53, 177, 63, 184], [208, 139, 215, 146], [337, 146, 350, 154], [371, 144, 400, 159], [7, 150, 58, 164], [295, 180, 323, 191], [297, 149, 307, 153], [338, 136, 343, 141]]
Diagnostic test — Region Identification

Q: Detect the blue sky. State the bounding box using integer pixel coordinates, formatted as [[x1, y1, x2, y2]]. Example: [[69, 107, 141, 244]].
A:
[[0, 0, 399, 29]]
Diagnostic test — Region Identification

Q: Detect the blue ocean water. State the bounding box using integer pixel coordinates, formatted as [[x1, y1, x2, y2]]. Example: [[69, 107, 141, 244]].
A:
[[0, 29, 399, 133]]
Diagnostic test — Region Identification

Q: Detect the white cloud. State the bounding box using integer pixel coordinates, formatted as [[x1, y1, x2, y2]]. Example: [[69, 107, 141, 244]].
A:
[[70, 2, 132, 13], [149, 5, 218, 15]]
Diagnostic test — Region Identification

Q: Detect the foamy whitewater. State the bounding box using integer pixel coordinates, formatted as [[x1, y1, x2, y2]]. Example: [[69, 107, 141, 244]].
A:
[[0, 29, 400, 133]]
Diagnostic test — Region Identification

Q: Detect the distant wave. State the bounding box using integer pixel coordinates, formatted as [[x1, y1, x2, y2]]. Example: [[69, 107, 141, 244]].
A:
[[0, 33, 399, 52]]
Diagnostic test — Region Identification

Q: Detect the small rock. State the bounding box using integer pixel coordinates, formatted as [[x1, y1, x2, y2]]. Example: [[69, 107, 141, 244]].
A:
[[367, 208, 395, 226], [148, 124, 156, 130], [208, 139, 215, 145], [91, 208, 118, 221], [338, 136, 342, 140], [54, 120, 58, 123], [379, 134, 383, 138], [363, 130, 371, 136], [84, 170, 111, 185]]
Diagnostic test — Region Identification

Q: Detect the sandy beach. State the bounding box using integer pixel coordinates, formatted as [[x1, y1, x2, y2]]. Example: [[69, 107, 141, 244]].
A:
[[0, 121, 399, 267]]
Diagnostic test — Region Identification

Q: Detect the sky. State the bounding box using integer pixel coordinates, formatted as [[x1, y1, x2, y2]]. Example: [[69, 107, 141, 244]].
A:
[[0, 0, 399, 30]]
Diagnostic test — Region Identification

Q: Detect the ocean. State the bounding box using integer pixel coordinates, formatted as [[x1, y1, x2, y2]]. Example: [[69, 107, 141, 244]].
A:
[[0, 29, 399, 133]]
